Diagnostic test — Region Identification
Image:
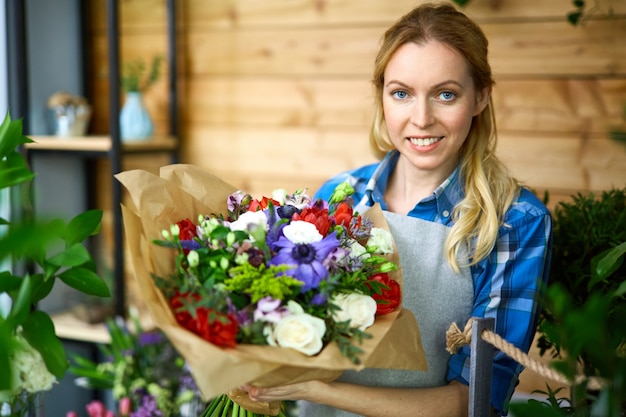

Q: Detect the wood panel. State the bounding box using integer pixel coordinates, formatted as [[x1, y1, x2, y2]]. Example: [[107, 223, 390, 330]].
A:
[[181, 0, 626, 29], [178, 77, 626, 134], [179, 126, 626, 198], [87, 0, 626, 31], [185, 18, 626, 77]]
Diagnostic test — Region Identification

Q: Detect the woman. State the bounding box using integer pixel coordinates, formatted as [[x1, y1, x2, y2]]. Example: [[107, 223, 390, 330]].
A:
[[242, 3, 552, 416]]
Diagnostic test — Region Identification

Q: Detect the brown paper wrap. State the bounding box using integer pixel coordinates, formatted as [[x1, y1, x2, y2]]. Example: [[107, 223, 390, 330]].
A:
[[116, 164, 427, 402]]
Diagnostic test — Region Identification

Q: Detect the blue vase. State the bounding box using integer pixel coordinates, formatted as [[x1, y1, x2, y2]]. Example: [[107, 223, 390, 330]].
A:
[[120, 92, 153, 142]]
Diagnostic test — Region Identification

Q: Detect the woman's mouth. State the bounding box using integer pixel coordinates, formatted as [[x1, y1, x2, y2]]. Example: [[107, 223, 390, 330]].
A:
[[408, 137, 443, 147]]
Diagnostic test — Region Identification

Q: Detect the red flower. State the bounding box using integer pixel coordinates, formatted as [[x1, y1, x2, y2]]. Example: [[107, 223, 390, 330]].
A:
[[170, 292, 239, 348], [248, 196, 280, 212], [334, 202, 354, 229], [293, 206, 331, 236], [176, 218, 197, 240], [368, 273, 401, 315]]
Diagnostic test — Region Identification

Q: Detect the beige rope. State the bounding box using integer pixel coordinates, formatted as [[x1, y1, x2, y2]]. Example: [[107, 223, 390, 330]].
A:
[[445, 318, 605, 391]]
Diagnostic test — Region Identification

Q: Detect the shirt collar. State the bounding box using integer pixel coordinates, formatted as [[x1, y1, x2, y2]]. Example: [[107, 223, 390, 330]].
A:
[[359, 151, 465, 223]]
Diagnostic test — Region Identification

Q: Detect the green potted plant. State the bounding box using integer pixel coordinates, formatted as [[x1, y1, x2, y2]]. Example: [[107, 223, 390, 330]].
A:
[[119, 55, 163, 142], [509, 188, 626, 416], [0, 112, 111, 415]]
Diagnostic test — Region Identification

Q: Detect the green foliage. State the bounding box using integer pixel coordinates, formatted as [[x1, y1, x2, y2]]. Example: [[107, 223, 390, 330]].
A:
[[225, 263, 303, 303], [538, 188, 626, 359], [120, 56, 164, 93], [509, 187, 626, 416], [0, 112, 110, 393], [69, 310, 201, 413]]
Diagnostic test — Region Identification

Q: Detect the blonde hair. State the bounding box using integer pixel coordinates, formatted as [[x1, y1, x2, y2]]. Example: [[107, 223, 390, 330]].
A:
[[369, 3, 520, 271]]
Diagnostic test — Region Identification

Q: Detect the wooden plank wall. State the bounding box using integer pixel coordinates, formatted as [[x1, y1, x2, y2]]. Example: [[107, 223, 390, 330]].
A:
[[88, 0, 626, 210]]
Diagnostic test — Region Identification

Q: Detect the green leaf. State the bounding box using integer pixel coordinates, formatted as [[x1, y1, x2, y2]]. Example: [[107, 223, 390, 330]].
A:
[[21, 311, 68, 378], [9, 275, 34, 326], [58, 267, 111, 297], [48, 243, 91, 267], [0, 164, 35, 190], [0, 322, 17, 391], [593, 241, 626, 282], [63, 209, 102, 245], [0, 271, 22, 293], [0, 112, 33, 158]]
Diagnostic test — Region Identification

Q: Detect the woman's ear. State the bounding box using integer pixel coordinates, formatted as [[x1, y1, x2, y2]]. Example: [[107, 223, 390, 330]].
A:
[[473, 86, 492, 116]]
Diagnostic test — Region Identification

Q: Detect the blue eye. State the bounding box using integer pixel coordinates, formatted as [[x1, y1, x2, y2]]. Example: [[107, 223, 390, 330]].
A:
[[439, 91, 456, 101], [392, 90, 409, 100]]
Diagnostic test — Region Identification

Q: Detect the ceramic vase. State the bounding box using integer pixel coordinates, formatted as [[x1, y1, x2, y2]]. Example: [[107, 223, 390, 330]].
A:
[[119, 92, 153, 142]]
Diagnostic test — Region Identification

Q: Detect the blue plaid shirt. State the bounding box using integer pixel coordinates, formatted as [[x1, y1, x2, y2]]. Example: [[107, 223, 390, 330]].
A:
[[315, 151, 553, 414]]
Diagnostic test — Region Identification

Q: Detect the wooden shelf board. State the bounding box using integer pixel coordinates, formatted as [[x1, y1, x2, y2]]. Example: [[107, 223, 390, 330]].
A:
[[51, 310, 157, 344], [24, 135, 177, 152], [51, 311, 111, 344]]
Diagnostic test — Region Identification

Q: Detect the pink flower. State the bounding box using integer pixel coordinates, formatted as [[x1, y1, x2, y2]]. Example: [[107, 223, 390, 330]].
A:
[[66, 412, 78, 417], [119, 397, 132, 416], [86, 401, 106, 417]]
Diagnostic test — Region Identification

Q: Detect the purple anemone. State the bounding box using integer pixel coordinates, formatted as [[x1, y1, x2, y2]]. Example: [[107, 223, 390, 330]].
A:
[[270, 231, 340, 292]]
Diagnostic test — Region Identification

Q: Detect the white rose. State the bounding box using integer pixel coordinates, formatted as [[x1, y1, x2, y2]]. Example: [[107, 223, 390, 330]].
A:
[[282, 220, 322, 244], [266, 302, 326, 356], [229, 210, 267, 233], [367, 227, 394, 254], [331, 293, 377, 330]]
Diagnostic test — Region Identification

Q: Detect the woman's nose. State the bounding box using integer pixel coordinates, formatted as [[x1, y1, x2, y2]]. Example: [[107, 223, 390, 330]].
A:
[[410, 100, 434, 128]]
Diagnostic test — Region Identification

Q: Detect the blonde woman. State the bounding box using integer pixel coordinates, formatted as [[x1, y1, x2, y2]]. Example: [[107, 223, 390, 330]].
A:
[[242, 3, 552, 416]]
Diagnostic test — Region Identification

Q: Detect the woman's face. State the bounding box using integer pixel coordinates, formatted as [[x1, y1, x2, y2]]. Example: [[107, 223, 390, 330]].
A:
[[382, 40, 490, 178]]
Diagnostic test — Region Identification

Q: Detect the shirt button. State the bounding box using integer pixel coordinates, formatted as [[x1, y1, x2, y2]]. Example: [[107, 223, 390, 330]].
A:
[[442, 210, 450, 218]]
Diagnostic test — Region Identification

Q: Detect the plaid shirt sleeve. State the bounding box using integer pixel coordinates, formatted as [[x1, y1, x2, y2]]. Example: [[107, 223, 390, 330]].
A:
[[446, 190, 553, 415]]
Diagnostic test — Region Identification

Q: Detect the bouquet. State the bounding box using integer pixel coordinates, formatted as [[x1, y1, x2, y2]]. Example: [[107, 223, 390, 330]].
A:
[[117, 165, 426, 416]]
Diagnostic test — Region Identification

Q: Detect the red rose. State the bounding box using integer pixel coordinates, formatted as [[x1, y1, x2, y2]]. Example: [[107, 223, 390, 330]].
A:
[[176, 218, 197, 241], [368, 272, 401, 315], [170, 292, 239, 348], [293, 206, 331, 236], [334, 202, 354, 229]]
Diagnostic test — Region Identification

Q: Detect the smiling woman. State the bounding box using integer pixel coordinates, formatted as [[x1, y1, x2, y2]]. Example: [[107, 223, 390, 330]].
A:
[[241, 4, 553, 417]]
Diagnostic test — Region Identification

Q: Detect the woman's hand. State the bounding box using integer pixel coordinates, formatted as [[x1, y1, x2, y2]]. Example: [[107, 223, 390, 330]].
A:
[[239, 380, 319, 403]]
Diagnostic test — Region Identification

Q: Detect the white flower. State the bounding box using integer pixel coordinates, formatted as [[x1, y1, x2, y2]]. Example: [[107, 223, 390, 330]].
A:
[[367, 227, 394, 254], [282, 220, 322, 244], [0, 334, 57, 401], [229, 210, 267, 233], [331, 293, 377, 330], [271, 188, 288, 205], [265, 301, 326, 356], [346, 238, 369, 259]]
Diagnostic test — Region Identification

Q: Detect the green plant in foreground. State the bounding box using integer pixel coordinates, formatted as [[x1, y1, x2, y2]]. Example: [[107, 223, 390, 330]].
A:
[[509, 241, 626, 417], [0, 112, 110, 405]]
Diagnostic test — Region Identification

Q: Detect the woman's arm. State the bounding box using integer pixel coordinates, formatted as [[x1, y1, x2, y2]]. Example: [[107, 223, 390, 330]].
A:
[[243, 380, 469, 417]]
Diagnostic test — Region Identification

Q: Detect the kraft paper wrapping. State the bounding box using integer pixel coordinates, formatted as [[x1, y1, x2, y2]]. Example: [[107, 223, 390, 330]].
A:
[[116, 164, 427, 402]]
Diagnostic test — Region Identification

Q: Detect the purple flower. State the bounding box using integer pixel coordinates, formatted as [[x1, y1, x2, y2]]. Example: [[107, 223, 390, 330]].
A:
[[270, 231, 340, 292], [139, 331, 163, 347], [254, 297, 289, 323]]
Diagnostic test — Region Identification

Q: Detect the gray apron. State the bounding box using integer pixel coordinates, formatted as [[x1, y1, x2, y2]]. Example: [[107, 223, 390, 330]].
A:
[[299, 211, 474, 417]]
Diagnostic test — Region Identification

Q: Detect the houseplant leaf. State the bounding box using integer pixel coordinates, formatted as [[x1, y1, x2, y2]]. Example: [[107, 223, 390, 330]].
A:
[[48, 243, 92, 267], [58, 267, 111, 297], [592, 241, 626, 284], [63, 209, 103, 245], [21, 310, 68, 378]]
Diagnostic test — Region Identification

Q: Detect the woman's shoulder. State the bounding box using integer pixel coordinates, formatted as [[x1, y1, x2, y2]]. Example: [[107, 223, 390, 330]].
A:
[[504, 187, 552, 226]]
